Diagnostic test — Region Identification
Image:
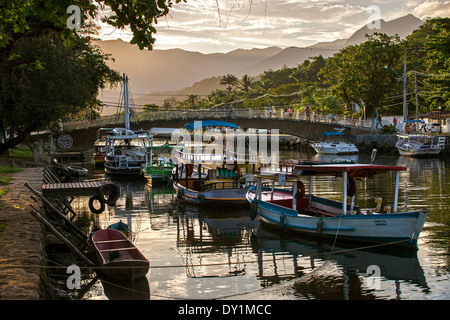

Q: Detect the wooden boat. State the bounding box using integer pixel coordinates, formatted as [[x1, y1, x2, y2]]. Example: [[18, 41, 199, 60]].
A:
[[67, 166, 88, 177], [104, 75, 150, 175], [247, 161, 428, 249], [91, 228, 149, 279], [396, 133, 445, 156], [311, 131, 358, 154], [142, 128, 180, 182], [171, 120, 260, 206], [93, 128, 113, 167], [108, 220, 131, 237]]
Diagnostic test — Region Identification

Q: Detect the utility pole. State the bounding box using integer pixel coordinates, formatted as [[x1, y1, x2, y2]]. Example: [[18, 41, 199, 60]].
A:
[[415, 72, 419, 119], [403, 48, 408, 121]]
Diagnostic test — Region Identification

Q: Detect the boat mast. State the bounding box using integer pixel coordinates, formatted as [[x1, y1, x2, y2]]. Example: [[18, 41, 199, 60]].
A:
[[123, 73, 130, 131]]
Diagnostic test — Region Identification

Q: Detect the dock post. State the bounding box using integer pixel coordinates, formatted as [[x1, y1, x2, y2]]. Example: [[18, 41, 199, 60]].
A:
[[29, 209, 95, 267]]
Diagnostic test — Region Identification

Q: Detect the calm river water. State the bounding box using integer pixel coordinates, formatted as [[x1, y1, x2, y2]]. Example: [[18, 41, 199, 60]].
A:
[[69, 150, 449, 300]]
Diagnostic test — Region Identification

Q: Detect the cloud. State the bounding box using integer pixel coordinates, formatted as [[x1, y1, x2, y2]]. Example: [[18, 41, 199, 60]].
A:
[[412, 0, 450, 18]]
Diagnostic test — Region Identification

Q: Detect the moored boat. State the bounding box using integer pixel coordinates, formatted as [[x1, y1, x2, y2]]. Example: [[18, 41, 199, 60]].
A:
[[91, 228, 149, 279], [311, 131, 359, 154], [396, 133, 445, 157], [171, 120, 258, 206], [247, 161, 428, 249]]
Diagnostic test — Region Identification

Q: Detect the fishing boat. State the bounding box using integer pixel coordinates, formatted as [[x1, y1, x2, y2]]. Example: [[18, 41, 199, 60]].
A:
[[93, 128, 113, 167], [91, 228, 149, 279], [142, 128, 179, 182], [104, 74, 150, 175], [171, 120, 259, 206], [104, 128, 150, 175], [396, 133, 445, 157], [246, 161, 428, 249], [108, 220, 131, 237], [311, 131, 359, 154]]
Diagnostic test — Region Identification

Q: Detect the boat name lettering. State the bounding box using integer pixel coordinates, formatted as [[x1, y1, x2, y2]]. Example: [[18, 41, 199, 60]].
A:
[[374, 220, 387, 226]]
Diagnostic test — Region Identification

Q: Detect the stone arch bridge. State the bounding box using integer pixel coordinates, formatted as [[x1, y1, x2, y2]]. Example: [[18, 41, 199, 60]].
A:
[[33, 109, 379, 151]]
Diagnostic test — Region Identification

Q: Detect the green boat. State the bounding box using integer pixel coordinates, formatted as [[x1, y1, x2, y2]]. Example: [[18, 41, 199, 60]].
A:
[[142, 128, 180, 182]]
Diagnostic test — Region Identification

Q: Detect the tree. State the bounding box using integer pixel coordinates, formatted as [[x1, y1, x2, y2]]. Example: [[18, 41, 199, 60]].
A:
[[0, 0, 183, 153], [185, 94, 200, 108], [0, 33, 121, 154], [220, 74, 238, 98], [238, 75, 253, 94], [421, 18, 450, 110], [319, 33, 404, 116]]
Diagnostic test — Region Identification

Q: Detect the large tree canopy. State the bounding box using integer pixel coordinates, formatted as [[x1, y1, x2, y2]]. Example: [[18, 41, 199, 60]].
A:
[[0, 0, 184, 154]]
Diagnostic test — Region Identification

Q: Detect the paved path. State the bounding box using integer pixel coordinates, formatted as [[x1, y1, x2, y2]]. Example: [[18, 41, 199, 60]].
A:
[[0, 167, 44, 300]]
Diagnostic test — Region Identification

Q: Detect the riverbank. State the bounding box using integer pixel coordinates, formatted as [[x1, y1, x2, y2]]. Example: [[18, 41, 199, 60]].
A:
[[0, 166, 46, 299]]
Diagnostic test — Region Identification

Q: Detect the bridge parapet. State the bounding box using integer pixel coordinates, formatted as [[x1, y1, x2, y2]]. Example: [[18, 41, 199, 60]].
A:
[[62, 108, 381, 132]]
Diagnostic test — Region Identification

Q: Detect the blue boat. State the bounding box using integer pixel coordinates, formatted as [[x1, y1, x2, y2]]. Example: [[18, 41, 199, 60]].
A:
[[247, 161, 428, 249]]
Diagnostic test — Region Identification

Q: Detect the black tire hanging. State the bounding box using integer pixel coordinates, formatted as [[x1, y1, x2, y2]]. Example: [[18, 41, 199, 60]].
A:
[[100, 183, 120, 205], [88, 195, 105, 214], [177, 188, 184, 200]]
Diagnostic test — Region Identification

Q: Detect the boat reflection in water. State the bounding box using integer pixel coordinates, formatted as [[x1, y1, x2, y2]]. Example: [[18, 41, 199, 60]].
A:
[[244, 226, 429, 300]]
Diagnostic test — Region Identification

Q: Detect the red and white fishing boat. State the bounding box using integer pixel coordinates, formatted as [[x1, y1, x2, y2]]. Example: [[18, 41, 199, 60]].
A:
[[247, 160, 428, 249]]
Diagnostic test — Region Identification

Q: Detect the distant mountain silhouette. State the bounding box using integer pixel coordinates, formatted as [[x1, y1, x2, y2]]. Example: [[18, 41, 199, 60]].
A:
[[95, 14, 423, 110]]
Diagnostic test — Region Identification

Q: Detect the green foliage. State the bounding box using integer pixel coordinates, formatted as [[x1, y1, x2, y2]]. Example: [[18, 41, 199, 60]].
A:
[[319, 33, 404, 117]]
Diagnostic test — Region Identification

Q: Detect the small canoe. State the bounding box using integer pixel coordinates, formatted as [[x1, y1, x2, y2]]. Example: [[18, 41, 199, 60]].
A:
[[108, 220, 130, 237], [67, 166, 88, 177], [91, 229, 149, 279]]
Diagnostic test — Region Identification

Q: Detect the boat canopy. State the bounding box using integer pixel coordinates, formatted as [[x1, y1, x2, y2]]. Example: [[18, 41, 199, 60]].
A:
[[319, 131, 345, 136], [184, 120, 239, 131], [148, 127, 179, 135], [259, 162, 407, 179], [403, 120, 425, 124]]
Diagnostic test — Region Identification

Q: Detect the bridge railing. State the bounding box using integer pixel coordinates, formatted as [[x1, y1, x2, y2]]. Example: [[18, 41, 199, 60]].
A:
[[61, 108, 381, 131]]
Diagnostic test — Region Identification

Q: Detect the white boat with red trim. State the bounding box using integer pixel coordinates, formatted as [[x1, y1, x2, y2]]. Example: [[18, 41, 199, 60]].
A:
[[246, 160, 428, 249]]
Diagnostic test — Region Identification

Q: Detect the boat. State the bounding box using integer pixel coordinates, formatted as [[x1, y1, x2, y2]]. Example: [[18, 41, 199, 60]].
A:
[[108, 220, 131, 237], [246, 161, 428, 249], [311, 131, 359, 154], [142, 128, 179, 182], [104, 74, 150, 175], [396, 133, 445, 156], [91, 228, 149, 279], [171, 120, 258, 206], [93, 128, 113, 167], [67, 166, 88, 177], [104, 128, 150, 175]]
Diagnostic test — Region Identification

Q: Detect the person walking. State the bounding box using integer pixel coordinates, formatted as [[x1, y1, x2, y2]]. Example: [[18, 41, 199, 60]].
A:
[[393, 116, 397, 130]]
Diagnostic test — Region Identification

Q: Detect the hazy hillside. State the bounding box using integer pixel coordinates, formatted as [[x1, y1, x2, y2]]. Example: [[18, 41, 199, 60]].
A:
[[96, 14, 423, 111]]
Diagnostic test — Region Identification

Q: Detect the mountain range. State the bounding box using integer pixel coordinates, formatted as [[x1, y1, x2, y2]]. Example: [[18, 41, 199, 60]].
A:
[[95, 14, 423, 111]]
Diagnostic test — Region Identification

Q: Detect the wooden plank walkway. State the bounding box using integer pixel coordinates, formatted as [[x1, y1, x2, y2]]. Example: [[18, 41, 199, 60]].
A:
[[42, 181, 103, 197]]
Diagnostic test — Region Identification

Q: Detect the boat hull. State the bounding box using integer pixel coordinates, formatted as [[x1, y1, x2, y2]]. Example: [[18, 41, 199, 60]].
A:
[[311, 142, 359, 154], [254, 200, 427, 248], [91, 229, 149, 279], [173, 181, 250, 207]]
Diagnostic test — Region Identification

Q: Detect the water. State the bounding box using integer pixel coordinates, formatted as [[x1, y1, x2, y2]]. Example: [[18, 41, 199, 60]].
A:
[[69, 151, 449, 300]]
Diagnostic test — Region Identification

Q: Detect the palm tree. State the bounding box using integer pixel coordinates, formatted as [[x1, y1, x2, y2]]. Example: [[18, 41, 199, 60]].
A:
[[220, 73, 238, 98], [239, 74, 253, 94], [208, 89, 226, 106], [185, 94, 199, 108]]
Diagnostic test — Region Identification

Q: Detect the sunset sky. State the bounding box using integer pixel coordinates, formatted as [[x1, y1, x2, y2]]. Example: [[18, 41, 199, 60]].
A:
[[98, 0, 450, 53]]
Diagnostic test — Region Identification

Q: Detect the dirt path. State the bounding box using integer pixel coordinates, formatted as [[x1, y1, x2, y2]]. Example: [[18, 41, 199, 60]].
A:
[[0, 167, 44, 300]]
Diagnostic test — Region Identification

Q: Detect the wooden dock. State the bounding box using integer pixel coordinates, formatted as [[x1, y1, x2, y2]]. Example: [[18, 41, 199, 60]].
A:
[[42, 181, 104, 198]]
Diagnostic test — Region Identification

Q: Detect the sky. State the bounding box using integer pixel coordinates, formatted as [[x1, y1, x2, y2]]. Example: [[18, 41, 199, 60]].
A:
[[98, 0, 450, 53]]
